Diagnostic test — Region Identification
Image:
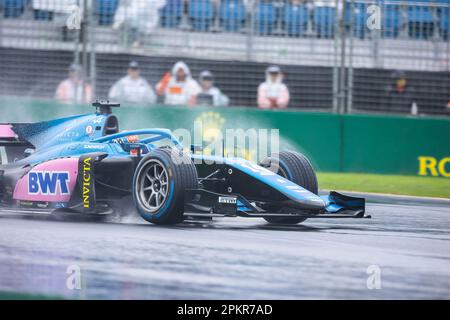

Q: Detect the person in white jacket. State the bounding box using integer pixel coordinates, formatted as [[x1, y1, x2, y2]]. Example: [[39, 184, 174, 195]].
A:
[[156, 61, 201, 106], [257, 65, 290, 109], [113, 0, 166, 47], [108, 61, 156, 105], [55, 63, 92, 104], [197, 70, 229, 107]]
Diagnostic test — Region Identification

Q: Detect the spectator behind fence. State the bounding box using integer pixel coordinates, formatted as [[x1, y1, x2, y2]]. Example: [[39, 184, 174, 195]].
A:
[[113, 0, 166, 48], [156, 61, 201, 106], [108, 61, 156, 105], [196, 70, 229, 107], [383, 70, 417, 114], [257, 66, 290, 109], [55, 63, 92, 104]]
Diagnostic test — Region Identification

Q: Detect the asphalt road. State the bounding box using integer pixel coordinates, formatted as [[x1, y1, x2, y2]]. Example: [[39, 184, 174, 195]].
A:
[[0, 199, 449, 299]]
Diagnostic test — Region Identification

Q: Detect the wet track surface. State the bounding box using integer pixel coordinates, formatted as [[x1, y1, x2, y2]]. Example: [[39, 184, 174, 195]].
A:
[[0, 200, 449, 299]]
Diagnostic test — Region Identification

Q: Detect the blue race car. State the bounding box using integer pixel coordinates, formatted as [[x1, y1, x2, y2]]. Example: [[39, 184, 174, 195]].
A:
[[0, 101, 368, 225]]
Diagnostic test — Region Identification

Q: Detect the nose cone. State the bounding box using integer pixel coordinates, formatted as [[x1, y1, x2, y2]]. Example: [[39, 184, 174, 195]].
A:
[[224, 158, 327, 210], [287, 188, 325, 210], [295, 195, 326, 210]]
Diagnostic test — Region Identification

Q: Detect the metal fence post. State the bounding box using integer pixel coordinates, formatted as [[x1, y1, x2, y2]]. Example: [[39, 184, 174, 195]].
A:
[[73, 0, 82, 66], [246, 0, 256, 61], [88, 0, 96, 99], [447, 16, 450, 73], [0, 3, 3, 48], [332, 0, 340, 113], [338, 0, 347, 114], [82, 0, 88, 84], [347, 0, 354, 114]]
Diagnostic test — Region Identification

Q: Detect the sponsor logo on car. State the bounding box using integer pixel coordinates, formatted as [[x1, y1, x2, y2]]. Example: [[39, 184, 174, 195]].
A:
[[36, 202, 49, 209], [19, 200, 34, 207], [55, 130, 80, 140], [92, 117, 103, 124], [84, 144, 105, 150], [218, 196, 237, 204], [83, 157, 92, 209], [18, 200, 50, 209], [28, 171, 70, 196], [85, 125, 93, 135]]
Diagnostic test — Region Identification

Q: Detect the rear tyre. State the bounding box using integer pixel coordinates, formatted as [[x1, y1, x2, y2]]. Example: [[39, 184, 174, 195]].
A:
[[132, 148, 198, 225], [260, 151, 318, 224]]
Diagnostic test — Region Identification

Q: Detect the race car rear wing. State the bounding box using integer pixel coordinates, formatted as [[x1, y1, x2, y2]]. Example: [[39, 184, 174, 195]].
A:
[[0, 124, 33, 147], [0, 125, 16, 140], [0, 124, 34, 165]]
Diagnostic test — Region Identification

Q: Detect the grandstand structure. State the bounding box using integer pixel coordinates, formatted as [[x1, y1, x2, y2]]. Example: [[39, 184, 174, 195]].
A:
[[0, 0, 449, 115]]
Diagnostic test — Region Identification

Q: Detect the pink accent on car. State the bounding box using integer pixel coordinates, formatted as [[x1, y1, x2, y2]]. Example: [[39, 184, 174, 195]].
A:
[[14, 158, 79, 203], [0, 125, 16, 139]]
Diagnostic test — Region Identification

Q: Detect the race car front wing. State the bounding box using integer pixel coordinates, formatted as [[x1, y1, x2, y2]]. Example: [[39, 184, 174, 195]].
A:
[[184, 189, 370, 219]]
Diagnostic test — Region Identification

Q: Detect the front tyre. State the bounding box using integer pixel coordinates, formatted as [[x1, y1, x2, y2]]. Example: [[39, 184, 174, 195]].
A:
[[260, 151, 318, 224], [132, 148, 198, 225]]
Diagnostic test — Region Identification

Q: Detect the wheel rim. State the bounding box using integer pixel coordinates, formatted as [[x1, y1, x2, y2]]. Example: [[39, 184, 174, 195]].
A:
[[136, 159, 169, 213]]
